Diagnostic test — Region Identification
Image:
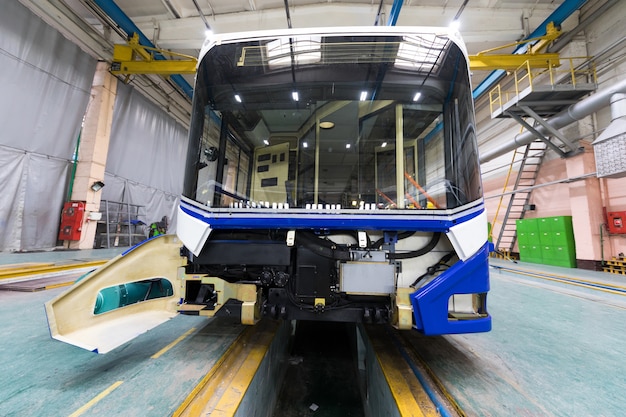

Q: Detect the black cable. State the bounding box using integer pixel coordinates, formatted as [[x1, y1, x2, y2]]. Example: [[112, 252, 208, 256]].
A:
[[387, 232, 441, 260], [296, 232, 352, 261], [410, 251, 455, 287], [371, 231, 415, 250]]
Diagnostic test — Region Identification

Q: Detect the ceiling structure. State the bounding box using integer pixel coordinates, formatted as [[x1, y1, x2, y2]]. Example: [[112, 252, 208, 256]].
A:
[[19, 0, 576, 123]]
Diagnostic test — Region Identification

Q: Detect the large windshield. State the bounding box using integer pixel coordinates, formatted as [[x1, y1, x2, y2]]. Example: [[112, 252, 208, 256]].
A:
[[183, 31, 481, 210]]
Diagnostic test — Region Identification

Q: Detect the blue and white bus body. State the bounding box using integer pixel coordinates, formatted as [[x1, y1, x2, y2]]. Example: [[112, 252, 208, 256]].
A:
[[176, 26, 491, 335], [44, 27, 491, 355]]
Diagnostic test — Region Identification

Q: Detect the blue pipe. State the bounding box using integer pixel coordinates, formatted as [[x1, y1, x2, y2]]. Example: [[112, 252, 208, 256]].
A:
[[387, 0, 404, 26], [472, 0, 588, 99], [93, 0, 194, 98]]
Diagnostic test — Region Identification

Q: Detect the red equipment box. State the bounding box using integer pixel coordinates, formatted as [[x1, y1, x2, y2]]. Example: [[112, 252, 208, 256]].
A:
[[607, 211, 626, 234], [58, 201, 86, 241]]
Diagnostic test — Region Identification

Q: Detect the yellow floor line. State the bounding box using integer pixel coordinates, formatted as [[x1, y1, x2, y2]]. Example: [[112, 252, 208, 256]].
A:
[[173, 320, 279, 417], [398, 332, 466, 417], [0, 260, 107, 280], [151, 327, 197, 359], [67, 380, 124, 417], [367, 326, 440, 417], [172, 329, 250, 417], [520, 269, 626, 290], [44, 281, 76, 290], [0, 262, 55, 271], [512, 270, 626, 296]]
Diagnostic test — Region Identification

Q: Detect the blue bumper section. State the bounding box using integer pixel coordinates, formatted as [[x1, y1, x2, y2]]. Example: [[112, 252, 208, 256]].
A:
[[411, 243, 491, 335]]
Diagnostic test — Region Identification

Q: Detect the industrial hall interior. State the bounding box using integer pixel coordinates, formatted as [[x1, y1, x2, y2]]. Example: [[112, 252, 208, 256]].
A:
[[1, 0, 625, 416]]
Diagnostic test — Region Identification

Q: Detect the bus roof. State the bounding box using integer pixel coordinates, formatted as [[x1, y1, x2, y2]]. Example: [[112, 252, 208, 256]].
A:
[[198, 26, 466, 64]]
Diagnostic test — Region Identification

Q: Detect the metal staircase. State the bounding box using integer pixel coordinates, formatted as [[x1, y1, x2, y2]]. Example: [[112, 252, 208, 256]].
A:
[[494, 140, 547, 253], [487, 56, 596, 256]]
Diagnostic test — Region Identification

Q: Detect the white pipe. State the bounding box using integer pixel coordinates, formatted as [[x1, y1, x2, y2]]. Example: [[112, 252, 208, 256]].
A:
[[479, 77, 626, 163], [609, 93, 626, 121]]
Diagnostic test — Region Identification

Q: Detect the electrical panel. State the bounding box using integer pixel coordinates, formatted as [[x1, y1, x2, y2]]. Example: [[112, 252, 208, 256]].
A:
[[58, 201, 86, 241], [607, 211, 626, 234]]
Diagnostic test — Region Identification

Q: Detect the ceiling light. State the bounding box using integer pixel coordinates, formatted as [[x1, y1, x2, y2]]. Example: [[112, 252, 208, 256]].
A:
[[303, 142, 308, 148], [449, 20, 460, 31], [381, 142, 387, 148], [234, 94, 242, 103], [359, 91, 368, 101], [292, 91, 299, 101], [319, 121, 335, 129], [205, 29, 213, 38], [346, 144, 351, 149], [413, 92, 421, 102], [263, 139, 270, 145]]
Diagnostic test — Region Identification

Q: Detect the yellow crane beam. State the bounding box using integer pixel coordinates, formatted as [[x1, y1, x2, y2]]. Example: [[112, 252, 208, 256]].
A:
[[469, 22, 562, 71], [110, 34, 197, 76], [469, 53, 560, 71]]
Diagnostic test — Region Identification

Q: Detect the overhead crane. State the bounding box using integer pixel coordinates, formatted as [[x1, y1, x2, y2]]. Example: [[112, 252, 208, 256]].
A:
[[468, 22, 562, 71], [110, 33, 197, 78], [110, 23, 564, 79]]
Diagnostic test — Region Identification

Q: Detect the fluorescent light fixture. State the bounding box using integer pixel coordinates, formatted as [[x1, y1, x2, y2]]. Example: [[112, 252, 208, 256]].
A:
[[263, 139, 270, 145], [413, 92, 422, 102], [346, 144, 351, 149], [449, 20, 461, 31], [302, 142, 308, 148], [381, 142, 387, 148], [234, 94, 242, 103], [205, 29, 213, 38], [292, 91, 299, 101], [359, 91, 368, 101]]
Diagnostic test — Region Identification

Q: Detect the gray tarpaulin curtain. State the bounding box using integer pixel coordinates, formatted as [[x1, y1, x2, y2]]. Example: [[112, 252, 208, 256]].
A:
[[102, 82, 188, 233], [0, 2, 96, 251]]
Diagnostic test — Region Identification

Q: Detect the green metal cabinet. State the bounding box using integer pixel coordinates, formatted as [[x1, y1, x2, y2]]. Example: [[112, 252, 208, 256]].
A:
[[517, 216, 576, 267]]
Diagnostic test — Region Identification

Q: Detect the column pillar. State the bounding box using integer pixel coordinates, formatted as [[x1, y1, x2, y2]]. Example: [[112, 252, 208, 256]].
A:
[[67, 62, 117, 249], [565, 142, 604, 264]]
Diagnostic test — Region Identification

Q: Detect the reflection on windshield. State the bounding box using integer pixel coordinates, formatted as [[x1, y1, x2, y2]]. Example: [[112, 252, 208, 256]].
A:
[[183, 34, 481, 211]]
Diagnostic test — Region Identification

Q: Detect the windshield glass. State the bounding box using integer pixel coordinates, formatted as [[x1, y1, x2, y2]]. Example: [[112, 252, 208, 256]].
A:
[[183, 32, 481, 210]]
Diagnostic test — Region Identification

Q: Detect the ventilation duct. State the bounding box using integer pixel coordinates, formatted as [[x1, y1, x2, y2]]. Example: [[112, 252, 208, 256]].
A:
[[479, 78, 626, 163], [592, 93, 626, 178]]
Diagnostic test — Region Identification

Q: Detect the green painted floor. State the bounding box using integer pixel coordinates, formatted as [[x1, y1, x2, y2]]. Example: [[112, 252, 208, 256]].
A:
[[2, 251, 625, 416], [404, 259, 626, 417], [0, 285, 244, 417], [0, 247, 129, 266]]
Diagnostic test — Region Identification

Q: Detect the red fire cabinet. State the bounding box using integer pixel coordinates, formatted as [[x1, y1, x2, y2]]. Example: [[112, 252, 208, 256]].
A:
[[607, 211, 626, 234], [58, 201, 86, 241]]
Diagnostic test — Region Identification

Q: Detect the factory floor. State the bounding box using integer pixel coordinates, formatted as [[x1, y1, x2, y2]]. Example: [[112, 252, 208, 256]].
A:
[[0, 249, 624, 416], [405, 258, 626, 416], [0, 246, 128, 266]]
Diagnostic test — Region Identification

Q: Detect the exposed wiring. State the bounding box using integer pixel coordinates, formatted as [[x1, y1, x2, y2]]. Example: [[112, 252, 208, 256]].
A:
[[410, 251, 455, 287], [388, 233, 441, 260], [296, 232, 352, 261], [371, 231, 415, 250]]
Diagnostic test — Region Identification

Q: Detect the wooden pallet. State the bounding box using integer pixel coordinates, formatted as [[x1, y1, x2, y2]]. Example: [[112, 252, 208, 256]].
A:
[[603, 257, 626, 275], [490, 250, 517, 261]]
